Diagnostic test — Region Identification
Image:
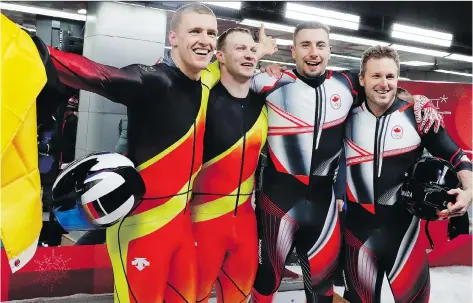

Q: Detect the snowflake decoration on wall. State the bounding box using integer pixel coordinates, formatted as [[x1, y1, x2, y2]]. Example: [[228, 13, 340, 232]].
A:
[[33, 249, 72, 292]]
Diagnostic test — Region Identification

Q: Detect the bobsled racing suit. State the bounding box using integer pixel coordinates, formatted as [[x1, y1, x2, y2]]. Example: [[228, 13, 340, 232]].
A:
[[191, 81, 267, 303], [250, 69, 359, 303], [47, 46, 218, 303], [342, 98, 472, 303]]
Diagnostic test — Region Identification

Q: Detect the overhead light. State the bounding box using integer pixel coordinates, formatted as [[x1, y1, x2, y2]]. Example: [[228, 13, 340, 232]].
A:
[[391, 44, 449, 57], [331, 54, 361, 61], [331, 33, 389, 46], [392, 31, 451, 47], [444, 53, 473, 63], [77, 9, 87, 15], [434, 69, 472, 77], [201, 2, 241, 10], [241, 19, 389, 47], [285, 3, 359, 30], [240, 19, 295, 33], [275, 34, 388, 53], [0, 2, 86, 21], [391, 23, 452, 47], [401, 61, 434, 66], [275, 38, 293, 46], [393, 24, 452, 41], [398, 77, 411, 80], [260, 59, 296, 66]]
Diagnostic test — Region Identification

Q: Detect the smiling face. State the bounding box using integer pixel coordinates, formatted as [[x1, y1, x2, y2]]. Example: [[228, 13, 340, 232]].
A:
[[359, 46, 401, 115], [216, 30, 257, 81], [360, 57, 399, 112], [291, 28, 331, 78], [168, 11, 218, 76]]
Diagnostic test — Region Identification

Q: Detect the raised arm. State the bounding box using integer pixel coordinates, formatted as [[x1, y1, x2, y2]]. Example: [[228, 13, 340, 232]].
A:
[[34, 36, 144, 106], [254, 24, 278, 61], [251, 70, 296, 97]]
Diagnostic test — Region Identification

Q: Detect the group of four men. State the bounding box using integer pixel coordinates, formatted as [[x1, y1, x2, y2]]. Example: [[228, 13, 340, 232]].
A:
[[39, 3, 471, 303]]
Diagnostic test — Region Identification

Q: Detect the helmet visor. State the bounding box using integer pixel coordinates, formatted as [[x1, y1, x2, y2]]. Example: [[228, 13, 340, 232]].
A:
[[53, 199, 103, 232]]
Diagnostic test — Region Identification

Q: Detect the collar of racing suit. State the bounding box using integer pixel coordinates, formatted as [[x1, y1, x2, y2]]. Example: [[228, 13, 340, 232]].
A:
[[216, 81, 249, 105], [364, 97, 404, 117], [161, 49, 204, 86], [292, 69, 328, 88]]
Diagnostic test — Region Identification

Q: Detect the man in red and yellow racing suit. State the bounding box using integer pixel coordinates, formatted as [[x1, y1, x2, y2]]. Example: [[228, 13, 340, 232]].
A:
[[42, 4, 219, 302], [191, 28, 269, 303]]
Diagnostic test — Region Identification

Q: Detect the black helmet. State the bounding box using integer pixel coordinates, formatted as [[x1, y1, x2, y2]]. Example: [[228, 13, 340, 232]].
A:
[[401, 157, 459, 221], [52, 152, 145, 231]]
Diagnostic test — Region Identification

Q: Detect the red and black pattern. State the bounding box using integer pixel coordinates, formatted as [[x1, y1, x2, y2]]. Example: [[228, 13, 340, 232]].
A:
[[342, 203, 430, 303], [252, 175, 340, 303], [250, 69, 359, 302]]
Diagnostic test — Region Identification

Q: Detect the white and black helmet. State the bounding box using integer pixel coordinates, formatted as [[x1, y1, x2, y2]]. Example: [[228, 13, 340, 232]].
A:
[[52, 152, 145, 231]]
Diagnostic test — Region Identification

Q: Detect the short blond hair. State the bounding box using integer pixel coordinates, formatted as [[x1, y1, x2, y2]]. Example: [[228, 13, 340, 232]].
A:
[[360, 45, 400, 77], [170, 3, 215, 31]]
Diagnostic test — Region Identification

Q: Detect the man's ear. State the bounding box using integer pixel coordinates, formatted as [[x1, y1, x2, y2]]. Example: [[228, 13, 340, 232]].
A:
[[215, 50, 225, 64], [359, 75, 365, 87], [169, 30, 177, 47], [290, 45, 296, 60]]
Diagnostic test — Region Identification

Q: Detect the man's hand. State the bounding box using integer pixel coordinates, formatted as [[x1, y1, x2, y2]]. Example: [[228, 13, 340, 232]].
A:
[[412, 95, 445, 134], [260, 64, 287, 78], [255, 24, 278, 59], [336, 199, 345, 212], [438, 188, 472, 218]]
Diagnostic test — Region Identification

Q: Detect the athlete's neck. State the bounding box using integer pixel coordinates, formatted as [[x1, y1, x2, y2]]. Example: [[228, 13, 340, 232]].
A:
[[170, 49, 201, 81], [220, 68, 251, 98], [293, 68, 327, 88], [366, 97, 396, 117]]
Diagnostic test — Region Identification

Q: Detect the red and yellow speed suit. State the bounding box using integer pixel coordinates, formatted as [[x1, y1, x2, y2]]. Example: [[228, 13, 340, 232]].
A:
[[47, 47, 219, 303], [191, 81, 267, 302]]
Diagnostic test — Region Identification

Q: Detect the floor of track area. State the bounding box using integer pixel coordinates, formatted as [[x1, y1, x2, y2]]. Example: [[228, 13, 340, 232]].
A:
[[8, 266, 471, 302], [208, 266, 472, 303]]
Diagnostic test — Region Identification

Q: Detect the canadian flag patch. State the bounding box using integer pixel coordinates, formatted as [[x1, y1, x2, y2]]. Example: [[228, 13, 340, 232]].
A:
[[391, 125, 403, 139], [330, 94, 342, 109]]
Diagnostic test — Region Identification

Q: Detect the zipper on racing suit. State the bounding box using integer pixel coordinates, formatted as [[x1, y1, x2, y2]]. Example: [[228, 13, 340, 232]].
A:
[[234, 103, 246, 216]]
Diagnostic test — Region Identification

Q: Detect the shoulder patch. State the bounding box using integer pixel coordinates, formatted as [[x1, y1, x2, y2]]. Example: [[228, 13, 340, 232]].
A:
[[138, 64, 156, 72]]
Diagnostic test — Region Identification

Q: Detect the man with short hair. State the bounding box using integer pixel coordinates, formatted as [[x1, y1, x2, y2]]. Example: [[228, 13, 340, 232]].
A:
[[342, 45, 472, 303], [191, 27, 268, 303], [250, 21, 360, 303], [250, 21, 443, 302], [43, 3, 220, 302]]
